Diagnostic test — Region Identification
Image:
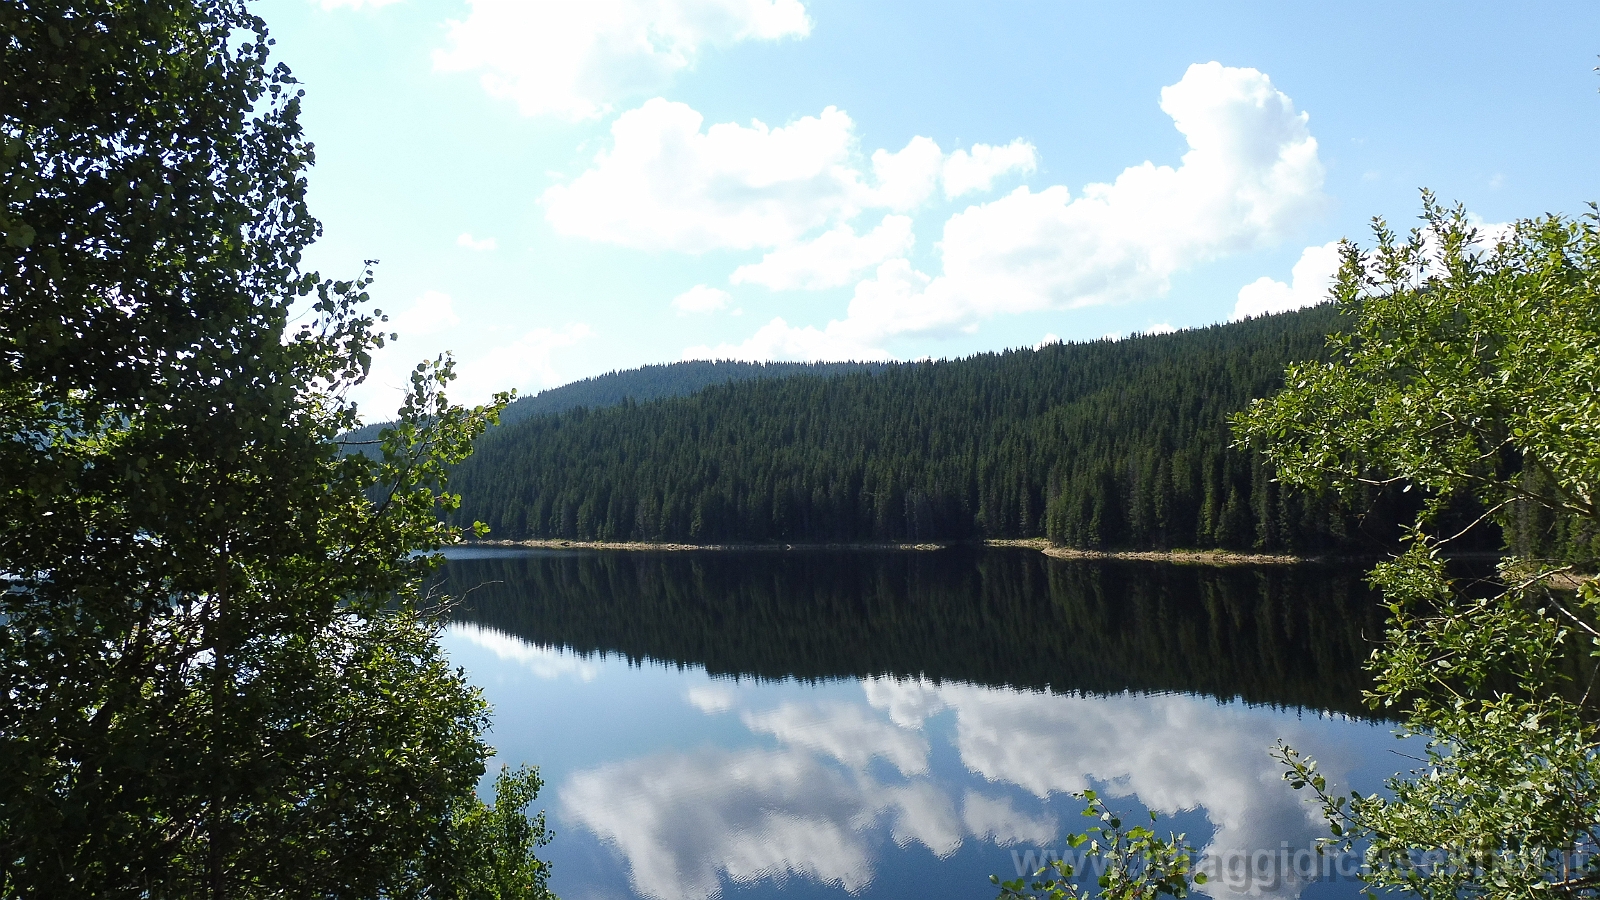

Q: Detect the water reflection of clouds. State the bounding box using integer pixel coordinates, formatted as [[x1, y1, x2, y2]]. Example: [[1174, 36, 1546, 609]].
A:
[[450, 624, 604, 681], [561, 749, 971, 900], [743, 701, 931, 776], [684, 683, 741, 713], [560, 675, 1367, 900], [961, 790, 1059, 847], [867, 679, 1351, 898]]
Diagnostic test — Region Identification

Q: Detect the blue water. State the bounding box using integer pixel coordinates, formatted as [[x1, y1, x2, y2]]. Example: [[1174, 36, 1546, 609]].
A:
[[438, 549, 1413, 900]]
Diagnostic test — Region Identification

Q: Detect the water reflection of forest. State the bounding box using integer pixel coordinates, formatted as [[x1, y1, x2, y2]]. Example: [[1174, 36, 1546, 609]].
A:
[[440, 549, 1386, 716]]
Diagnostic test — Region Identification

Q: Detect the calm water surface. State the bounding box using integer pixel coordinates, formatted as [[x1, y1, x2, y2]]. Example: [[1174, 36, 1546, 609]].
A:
[[436, 547, 1412, 900]]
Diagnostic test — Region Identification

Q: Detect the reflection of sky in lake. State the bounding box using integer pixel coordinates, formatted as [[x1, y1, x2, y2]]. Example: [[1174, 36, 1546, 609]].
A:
[[442, 623, 1413, 900]]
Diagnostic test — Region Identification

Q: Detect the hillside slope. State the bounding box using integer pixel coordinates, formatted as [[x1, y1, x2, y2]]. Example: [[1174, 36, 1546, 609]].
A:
[[343, 359, 881, 445], [450, 305, 1426, 552], [495, 359, 883, 427]]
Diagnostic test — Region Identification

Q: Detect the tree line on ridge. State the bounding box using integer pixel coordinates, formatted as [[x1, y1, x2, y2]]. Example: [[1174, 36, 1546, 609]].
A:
[[450, 304, 1481, 553]]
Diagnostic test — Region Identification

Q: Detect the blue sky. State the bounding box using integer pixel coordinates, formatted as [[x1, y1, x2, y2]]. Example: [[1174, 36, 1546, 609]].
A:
[[255, 0, 1600, 414]]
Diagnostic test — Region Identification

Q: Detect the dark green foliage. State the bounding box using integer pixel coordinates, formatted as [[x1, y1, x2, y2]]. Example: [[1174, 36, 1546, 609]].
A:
[[0, 1, 549, 896], [449, 766, 555, 900], [498, 359, 885, 427], [451, 305, 1429, 551], [343, 359, 885, 446], [1242, 201, 1600, 900], [440, 549, 1386, 716], [994, 790, 1206, 900]]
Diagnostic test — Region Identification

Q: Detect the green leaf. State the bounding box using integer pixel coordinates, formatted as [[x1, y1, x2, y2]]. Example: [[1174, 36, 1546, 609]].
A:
[[5, 222, 36, 248]]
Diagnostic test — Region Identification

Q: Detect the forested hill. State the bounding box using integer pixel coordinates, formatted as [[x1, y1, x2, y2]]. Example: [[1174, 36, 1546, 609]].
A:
[[450, 304, 1419, 552], [344, 359, 882, 445], [496, 359, 884, 427]]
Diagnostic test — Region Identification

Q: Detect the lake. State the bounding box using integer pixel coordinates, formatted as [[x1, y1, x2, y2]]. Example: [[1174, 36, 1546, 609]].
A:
[[435, 546, 1413, 900]]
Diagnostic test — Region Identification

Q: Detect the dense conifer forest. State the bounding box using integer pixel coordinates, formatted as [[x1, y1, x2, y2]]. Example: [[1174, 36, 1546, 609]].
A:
[[343, 359, 881, 445], [450, 303, 1449, 551], [496, 359, 885, 426]]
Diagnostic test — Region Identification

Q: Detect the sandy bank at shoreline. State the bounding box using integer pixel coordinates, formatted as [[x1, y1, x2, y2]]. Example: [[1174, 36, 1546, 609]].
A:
[[466, 537, 1356, 565], [983, 538, 1314, 565], [469, 539, 951, 552]]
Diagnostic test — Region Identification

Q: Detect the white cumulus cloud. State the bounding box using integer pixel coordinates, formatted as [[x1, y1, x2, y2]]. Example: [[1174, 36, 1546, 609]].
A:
[[318, 0, 402, 9], [929, 61, 1321, 317], [433, 0, 811, 120], [456, 232, 498, 252], [1228, 214, 1510, 322], [858, 137, 1037, 208], [385, 289, 461, 337], [864, 136, 944, 210], [546, 100, 1035, 256], [543, 100, 864, 252], [730, 215, 915, 290], [942, 139, 1038, 198], [671, 284, 734, 315], [1231, 241, 1342, 320], [682, 315, 893, 362], [704, 62, 1325, 360], [452, 322, 594, 404]]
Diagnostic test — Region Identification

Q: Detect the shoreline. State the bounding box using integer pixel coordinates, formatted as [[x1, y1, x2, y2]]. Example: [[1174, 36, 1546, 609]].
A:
[[469, 538, 953, 552], [981, 538, 1315, 566], [465, 537, 1372, 566]]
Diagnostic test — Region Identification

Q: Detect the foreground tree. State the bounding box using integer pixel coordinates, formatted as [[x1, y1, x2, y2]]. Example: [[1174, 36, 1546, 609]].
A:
[[1, 1, 543, 897], [1237, 196, 1600, 899], [992, 198, 1600, 900], [991, 792, 1206, 900]]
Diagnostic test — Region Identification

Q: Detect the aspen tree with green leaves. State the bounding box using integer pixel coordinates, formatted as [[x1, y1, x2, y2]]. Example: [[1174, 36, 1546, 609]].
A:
[[1237, 196, 1600, 900], [0, 1, 550, 897], [993, 200, 1600, 900]]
